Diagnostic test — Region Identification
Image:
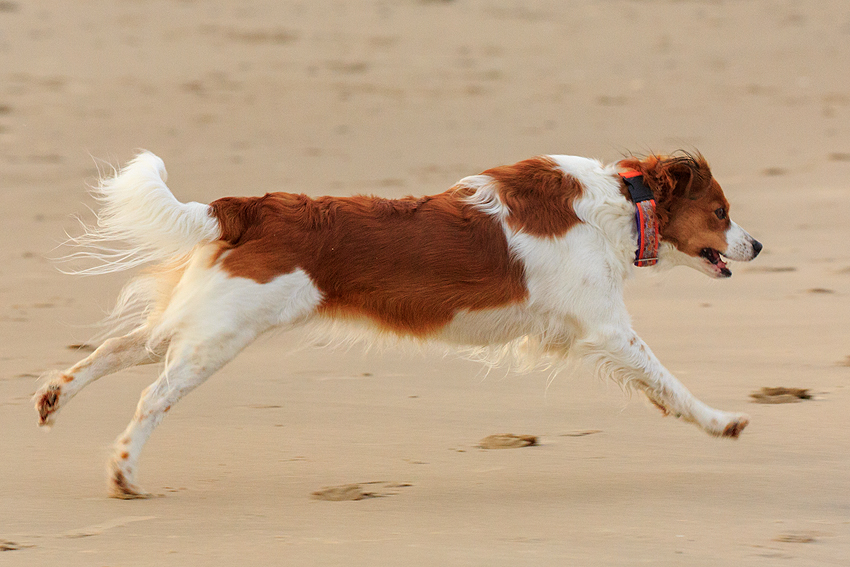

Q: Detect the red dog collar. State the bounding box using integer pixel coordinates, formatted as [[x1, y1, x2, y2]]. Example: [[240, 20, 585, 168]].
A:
[[620, 170, 659, 267]]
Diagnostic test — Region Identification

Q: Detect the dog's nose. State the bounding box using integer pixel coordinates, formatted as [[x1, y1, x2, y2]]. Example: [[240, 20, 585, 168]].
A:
[[752, 239, 763, 258]]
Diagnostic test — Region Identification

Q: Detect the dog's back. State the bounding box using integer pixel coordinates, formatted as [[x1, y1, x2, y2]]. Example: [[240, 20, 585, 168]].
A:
[[210, 190, 527, 335]]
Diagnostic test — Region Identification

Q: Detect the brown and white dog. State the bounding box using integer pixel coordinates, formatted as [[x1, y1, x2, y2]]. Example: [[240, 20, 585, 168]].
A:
[[35, 151, 761, 498]]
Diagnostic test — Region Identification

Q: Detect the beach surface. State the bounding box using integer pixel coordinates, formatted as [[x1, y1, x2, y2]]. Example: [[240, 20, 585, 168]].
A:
[[1, 1, 849, 565]]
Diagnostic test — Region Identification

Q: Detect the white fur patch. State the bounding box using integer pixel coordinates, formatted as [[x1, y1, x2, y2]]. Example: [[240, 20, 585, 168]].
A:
[[63, 151, 221, 275], [723, 220, 759, 261]]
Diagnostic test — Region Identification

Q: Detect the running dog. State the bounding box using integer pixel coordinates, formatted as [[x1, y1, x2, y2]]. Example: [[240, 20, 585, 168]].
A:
[[34, 151, 761, 498]]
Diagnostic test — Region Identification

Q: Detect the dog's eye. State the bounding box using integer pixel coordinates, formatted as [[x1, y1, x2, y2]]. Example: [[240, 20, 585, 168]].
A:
[[714, 208, 727, 220]]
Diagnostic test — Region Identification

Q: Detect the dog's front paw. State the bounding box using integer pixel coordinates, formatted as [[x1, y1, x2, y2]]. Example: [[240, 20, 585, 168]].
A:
[[693, 407, 751, 438], [702, 411, 750, 439], [720, 414, 750, 439]]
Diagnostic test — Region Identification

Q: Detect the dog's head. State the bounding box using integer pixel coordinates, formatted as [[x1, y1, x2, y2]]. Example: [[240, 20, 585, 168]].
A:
[[620, 153, 762, 278]]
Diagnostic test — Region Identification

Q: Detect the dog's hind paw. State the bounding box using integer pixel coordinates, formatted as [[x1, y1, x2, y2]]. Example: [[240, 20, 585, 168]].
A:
[[33, 383, 62, 428], [107, 465, 152, 500]]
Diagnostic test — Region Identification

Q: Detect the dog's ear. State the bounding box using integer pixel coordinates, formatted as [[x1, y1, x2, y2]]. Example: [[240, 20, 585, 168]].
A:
[[664, 154, 711, 201]]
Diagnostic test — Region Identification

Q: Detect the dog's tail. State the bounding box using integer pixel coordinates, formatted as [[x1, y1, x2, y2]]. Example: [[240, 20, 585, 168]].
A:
[[61, 151, 223, 338], [63, 151, 221, 276]]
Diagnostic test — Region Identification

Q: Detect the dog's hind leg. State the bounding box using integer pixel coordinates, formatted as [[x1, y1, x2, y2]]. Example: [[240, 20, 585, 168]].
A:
[[105, 266, 323, 498], [106, 332, 251, 498], [34, 328, 168, 428]]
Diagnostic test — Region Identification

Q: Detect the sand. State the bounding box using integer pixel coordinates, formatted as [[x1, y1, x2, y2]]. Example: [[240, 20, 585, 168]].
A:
[[2, 1, 849, 565]]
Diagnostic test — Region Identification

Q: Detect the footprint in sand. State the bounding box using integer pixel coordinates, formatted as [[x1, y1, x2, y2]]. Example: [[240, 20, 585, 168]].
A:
[[774, 532, 817, 544], [478, 434, 538, 449], [0, 539, 34, 551], [62, 516, 156, 539], [750, 387, 812, 404], [560, 429, 602, 437], [311, 481, 411, 501], [744, 266, 796, 273]]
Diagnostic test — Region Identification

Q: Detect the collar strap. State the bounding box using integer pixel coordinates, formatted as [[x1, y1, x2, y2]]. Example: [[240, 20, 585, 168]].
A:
[[620, 170, 659, 267]]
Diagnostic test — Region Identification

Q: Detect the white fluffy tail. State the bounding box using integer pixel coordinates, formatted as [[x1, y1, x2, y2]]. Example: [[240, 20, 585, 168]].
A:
[[63, 151, 221, 275]]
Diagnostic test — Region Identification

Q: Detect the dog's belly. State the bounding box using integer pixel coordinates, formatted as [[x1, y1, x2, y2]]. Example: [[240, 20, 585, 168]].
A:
[[436, 304, 548, 346]]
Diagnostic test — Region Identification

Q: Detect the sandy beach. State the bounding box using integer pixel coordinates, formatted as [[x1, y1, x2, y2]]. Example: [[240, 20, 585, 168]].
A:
[[2, 1, 849, 565]]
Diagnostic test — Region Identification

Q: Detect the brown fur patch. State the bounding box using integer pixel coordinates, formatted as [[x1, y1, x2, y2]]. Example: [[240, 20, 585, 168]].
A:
[[120, 451, 129, 460], [210, 185, 529, 336], [482, 156, 583, 237]]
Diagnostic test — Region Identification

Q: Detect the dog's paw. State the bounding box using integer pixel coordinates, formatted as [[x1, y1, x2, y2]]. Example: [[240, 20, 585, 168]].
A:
[[107, 447, 154, 499], [108, 478, 152, 500], [705, 412, 750, 439], [720, 414, 750, 439], [33, 383, 61, 428], [698, 410, 750, 439], [107, 460, 151, 500], [33, 370, 74, 428]]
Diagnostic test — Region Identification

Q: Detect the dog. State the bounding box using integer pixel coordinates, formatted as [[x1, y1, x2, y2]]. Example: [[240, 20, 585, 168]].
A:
[[34, 151, 761, 498]]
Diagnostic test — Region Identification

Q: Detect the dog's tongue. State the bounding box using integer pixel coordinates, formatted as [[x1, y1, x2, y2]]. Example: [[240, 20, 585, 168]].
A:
[[716, 254, 731, 277]]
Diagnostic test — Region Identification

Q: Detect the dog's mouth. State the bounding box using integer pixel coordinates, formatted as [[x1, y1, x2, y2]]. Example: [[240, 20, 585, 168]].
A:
[[700, 248, 732, 278]]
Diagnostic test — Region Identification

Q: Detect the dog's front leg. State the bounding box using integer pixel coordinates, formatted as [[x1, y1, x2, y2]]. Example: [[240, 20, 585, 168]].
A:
[[575, 329, 749, 438]]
